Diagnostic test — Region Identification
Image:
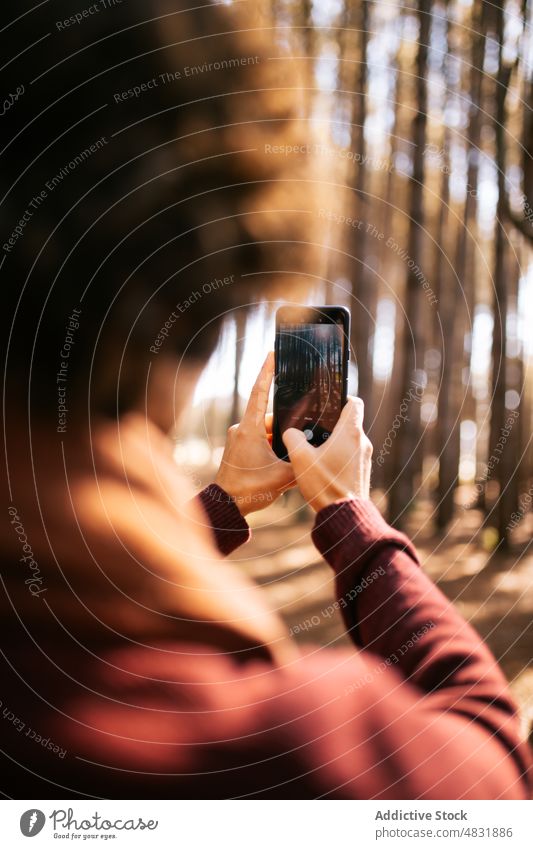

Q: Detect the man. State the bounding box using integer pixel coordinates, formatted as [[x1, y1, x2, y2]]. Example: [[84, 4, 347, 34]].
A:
[[1, 0, 530, 799]]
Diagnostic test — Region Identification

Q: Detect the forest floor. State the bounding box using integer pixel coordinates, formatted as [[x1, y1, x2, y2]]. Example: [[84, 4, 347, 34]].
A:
[[229, 488, 533, 745]]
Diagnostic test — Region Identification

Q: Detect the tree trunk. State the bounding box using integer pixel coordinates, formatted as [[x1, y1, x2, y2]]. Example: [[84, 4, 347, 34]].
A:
[[230, 310, 246, 427], [345, 1, 373, 420], [339, 0, 375, 408], [436, 0, 486, 528], [498, 238, 522, 541], [487, 0, 514, 545], [500, 1, 533, 243], [301, 0, 315, 116], [388, 0, 431, 526], [372, 25, 402, 488]]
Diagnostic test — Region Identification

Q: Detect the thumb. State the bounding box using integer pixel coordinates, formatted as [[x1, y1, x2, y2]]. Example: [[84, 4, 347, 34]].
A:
[[330, 396, 364, 441], [282, 428, 313, 467]]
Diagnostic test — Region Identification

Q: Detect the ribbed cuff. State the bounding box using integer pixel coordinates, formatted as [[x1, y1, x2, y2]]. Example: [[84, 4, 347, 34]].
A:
[[198, 483, 251, 557], [311, 497, 419, 575]]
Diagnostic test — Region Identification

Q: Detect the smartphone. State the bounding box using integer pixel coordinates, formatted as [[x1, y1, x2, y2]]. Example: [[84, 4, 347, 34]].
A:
[[272, 305, 350, 461]]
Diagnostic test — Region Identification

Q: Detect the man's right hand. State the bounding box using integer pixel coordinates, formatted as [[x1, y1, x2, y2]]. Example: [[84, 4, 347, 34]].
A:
[[282, 396, 372, 512]]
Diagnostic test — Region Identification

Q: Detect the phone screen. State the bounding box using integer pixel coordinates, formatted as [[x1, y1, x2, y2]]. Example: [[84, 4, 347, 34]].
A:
[[273, 306, 350, 460]]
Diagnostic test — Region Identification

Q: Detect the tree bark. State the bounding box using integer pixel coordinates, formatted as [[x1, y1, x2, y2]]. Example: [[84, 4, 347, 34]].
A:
[[344, 1, 374, 420], [487, 0, 514, 545], [502, 0, 533, 245], [388, 0, 431, 526], [301, 0, 315, 116], [230, 310, 246, 427], [436, 0, 486, 528]]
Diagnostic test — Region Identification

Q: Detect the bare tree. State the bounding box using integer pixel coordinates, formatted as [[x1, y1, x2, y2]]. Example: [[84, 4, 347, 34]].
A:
[[436, 0, 486, 528], [388, 0, 432, 526], [352, 1, 373, 416], [230, 309, 247, 427], [503, 0, 533, 245], [487, 0, 515, 545]]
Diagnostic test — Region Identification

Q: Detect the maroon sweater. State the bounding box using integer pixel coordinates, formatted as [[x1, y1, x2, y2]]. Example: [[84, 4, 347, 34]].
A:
[[1, 488, 530, 799]]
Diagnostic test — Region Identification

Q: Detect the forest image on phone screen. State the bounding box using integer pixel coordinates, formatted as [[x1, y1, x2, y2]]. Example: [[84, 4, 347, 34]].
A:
[[275, 321, 344, 447]]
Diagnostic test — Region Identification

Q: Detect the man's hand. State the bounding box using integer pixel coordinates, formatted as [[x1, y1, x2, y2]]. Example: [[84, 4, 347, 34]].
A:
[[214, 352, 295, 516], [283, 396, 372, 512]]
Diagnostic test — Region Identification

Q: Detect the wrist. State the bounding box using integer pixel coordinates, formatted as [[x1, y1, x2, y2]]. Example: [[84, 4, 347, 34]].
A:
[[312, 496, 418, 572], [310, 488, 369, 513], [213, 473, 251, 517], [198, 484, 251, 555]]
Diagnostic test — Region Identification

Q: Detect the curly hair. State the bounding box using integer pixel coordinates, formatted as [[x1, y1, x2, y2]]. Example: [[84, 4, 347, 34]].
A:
[[1, 0, 320, 418]]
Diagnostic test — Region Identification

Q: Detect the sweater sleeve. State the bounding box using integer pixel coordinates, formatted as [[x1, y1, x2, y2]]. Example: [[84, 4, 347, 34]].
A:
[[311, 497, 532, 798], [197, 483, 251, 556]]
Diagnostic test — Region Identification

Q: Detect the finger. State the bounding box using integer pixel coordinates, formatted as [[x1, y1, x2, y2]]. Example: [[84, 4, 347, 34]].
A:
[[282, 427, 313, 467], [345, 395, 365, 426], [324, 397, 362, 450], [242, 351, 274, 429], [335, 396, 365, 434], [265, 412, 273, 434]]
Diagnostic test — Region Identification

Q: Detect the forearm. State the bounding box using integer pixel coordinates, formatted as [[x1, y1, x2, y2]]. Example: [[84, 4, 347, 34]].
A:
[[196, 483, 250, 556], [311, 498, 419, 649], [311, 498, 532, 795], [312, 498, 500, 691]]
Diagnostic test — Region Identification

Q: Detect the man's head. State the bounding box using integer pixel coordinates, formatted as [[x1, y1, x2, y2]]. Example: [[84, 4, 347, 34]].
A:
[[2, 0, 320, 423]]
